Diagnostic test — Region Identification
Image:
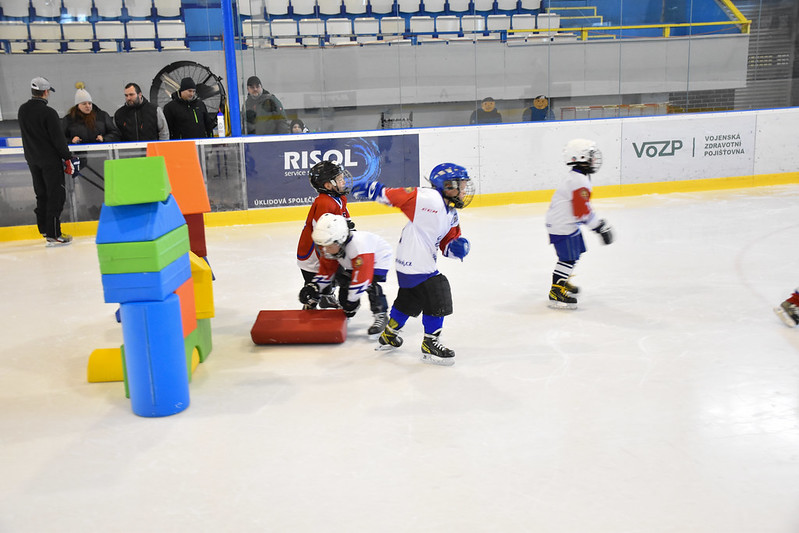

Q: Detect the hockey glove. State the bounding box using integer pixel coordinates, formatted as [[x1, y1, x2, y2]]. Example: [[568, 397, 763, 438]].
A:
[[63, 156, 80, 176], [298, 282, 321, 306], [341, 298, 360, 318], [351, 180, 384, 201], [593, 219, 614, 245], [346, 218, 356, 231], [445, 237, 471, 261]]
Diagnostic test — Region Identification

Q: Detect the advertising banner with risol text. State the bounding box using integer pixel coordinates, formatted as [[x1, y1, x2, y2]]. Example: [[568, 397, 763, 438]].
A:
[[245, 134, 420, 209]]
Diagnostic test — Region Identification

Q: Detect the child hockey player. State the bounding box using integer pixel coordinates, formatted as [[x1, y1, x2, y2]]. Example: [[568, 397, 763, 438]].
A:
[[352, 163, 473, 366], [296, 160, 353, 309], [545, 138, 614, 309], [299, 213, 392, 335], [775, 289, 799, 327]]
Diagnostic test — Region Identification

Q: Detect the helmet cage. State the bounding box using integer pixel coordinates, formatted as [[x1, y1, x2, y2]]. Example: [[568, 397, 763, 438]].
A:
[[312, 213, 351, 259], [428, 163, 474, 209], [309, 161, 353, 197]]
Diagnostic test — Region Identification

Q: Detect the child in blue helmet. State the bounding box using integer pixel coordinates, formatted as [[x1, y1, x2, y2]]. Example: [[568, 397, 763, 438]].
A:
[[352, 163, 474, 366]]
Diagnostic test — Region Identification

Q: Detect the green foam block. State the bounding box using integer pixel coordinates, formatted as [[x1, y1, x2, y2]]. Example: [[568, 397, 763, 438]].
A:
[[105, 156, 171, 206], [97, 225, 190, 275]]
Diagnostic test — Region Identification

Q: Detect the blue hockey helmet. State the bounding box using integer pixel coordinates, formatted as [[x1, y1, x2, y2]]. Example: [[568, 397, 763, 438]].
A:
[[428, 163, 474, 209]]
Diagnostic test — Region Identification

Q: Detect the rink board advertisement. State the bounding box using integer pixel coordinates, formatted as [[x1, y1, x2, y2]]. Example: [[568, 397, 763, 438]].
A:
[[245, 134, 420, 209], [620, 114, 756, 183]]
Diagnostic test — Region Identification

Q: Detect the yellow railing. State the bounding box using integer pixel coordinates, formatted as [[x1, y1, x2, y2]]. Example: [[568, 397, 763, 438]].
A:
[[508, 19, 751, 41]]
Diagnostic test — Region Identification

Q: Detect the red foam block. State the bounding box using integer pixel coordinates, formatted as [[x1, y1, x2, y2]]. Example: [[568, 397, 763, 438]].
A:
[[251, 309, 348, 345]]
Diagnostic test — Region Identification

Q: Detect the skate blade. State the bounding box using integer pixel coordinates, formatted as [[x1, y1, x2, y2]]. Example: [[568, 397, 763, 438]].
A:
[[421, 353, 455, 366], [548, 300, 577, 310], [375, 343, 399, 352], [774, 307, 799, 328]]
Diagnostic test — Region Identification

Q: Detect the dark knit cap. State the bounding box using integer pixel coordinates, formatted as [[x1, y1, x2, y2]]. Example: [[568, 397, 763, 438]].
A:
[[179, 77, 196, 91]]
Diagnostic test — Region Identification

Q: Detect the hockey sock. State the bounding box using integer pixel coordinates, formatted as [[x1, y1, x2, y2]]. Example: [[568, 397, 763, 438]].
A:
[[552, 260, 576, 284], [422, 314, 444, 335], [389, 308, 410, 330], [789, 291, 799, 306]]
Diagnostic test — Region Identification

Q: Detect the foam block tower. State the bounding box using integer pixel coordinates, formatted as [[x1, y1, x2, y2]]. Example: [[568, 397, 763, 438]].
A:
[[95, 156, 191, 417], [88, 142, 215, 417]]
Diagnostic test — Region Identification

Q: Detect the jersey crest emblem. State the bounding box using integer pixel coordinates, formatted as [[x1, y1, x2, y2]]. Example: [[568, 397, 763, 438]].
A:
[[353, 257, 363, 267]]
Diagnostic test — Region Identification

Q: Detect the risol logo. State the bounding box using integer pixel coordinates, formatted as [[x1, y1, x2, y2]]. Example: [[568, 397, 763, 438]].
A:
[[632, 140, 683, 158]]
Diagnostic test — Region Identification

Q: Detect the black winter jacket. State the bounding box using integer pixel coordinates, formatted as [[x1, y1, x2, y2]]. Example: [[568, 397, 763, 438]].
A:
[[163, 92, 215, 140], [62, 105, 120, 144], [18, 97, 72, 165], [114, 97, 165, 142]]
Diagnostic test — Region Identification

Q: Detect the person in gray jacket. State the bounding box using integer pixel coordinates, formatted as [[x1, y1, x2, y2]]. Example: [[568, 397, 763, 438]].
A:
[[244, 76, 289, 135]]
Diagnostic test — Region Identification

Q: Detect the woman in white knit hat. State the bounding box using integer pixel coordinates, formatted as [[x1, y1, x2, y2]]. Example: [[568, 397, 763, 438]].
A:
[[62, 83, 120, 144]]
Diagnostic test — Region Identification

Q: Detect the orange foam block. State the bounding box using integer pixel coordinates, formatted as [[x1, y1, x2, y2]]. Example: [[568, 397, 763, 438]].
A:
[[146, 140, 210, 215], [174, 277, 197, 337], [251, 310, 348, 345]]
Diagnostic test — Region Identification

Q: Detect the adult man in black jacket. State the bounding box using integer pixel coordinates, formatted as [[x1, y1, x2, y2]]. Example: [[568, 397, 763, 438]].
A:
[[244, 76, 289, 135], [114, 82, 169, 142], [163, 77, 216, 140], [18, 77, 75, 246]]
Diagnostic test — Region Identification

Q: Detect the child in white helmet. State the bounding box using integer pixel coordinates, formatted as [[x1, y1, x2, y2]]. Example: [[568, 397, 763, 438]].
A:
[[545, 138, 615, 309]]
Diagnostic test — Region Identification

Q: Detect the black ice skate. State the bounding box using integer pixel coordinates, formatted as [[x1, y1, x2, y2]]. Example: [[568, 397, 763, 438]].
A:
[[420, 330, 455, 366], [548, 280, 577, 309], [377, 318, 403, 350], [319, 293, 341, 309], [368, 312, 388, 336], [563, 278, 580, 295], [775, 300, 799, 328]]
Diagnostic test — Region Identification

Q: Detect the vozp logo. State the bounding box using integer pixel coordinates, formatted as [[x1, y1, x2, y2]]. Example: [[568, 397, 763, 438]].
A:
[[632, 140, 684, 158]]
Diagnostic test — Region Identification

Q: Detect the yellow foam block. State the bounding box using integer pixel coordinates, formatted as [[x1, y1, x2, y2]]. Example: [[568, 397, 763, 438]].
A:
[[191, 348, 200, 374], [189, 252, 215, 319], [87, 347, 124, 383]]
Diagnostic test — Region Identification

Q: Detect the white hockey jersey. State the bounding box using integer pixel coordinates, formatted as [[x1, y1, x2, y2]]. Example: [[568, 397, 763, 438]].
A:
[[374, 186, 461, 288], [545, 168, 602, 236], [313, 230, 393, 304]]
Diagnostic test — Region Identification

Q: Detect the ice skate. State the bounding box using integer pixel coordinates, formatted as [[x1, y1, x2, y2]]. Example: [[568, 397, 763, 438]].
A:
[[774, 300, 799, 328], [376, 318, 403, 351], [319, 292, 341, 309], [548, 280, 577, 309], [368, 312, 388, 336], [45, 233, 72, 247], [420, 330, 455, 366], [563, 278, 580, 295]]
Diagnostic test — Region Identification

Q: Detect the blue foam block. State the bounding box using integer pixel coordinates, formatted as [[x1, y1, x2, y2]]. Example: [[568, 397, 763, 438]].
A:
[[120, 294, 190, 417], [96, 194, 186, 244], [101, 253, 191, 304]]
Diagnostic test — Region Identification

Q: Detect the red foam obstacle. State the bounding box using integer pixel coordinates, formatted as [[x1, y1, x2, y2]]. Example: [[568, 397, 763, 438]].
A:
[[251, 309, 348, 345]]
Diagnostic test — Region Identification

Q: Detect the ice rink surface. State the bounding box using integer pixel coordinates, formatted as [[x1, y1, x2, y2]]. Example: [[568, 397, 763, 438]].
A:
[[1, 185, 798, 532]]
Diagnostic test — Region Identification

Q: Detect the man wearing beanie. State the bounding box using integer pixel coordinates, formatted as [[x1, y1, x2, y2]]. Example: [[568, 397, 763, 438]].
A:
[[18, 77, 75, 246], [114, 82, 169, 142], [244, 75, 289, 135], [163, 76, 216, 139]]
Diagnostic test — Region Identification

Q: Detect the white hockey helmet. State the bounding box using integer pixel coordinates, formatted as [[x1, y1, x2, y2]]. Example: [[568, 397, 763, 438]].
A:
[[312, 213, 351, 258], [563, 138, 602, 173]]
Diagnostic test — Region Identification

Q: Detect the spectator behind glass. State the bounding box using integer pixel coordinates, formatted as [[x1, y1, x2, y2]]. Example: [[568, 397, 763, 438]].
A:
[[163, 77, 216, 140], [245, 75, 290, 135], [114, 82, 169, 142], [63, 85, 120, 144], [523, 95, 555, 122], [290, 119, 310, 133], [469, 97, 502, 125]]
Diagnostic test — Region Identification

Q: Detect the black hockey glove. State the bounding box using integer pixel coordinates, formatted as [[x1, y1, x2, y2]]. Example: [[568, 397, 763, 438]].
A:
[[299, 282, 321, 306], [346, 218, 356, 231], [341, 298, 360, 318], [593, 219, 614, 245]]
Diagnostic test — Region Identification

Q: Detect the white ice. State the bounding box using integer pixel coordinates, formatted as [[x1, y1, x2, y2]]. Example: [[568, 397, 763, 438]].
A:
[[1, 185, 798, 532]]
